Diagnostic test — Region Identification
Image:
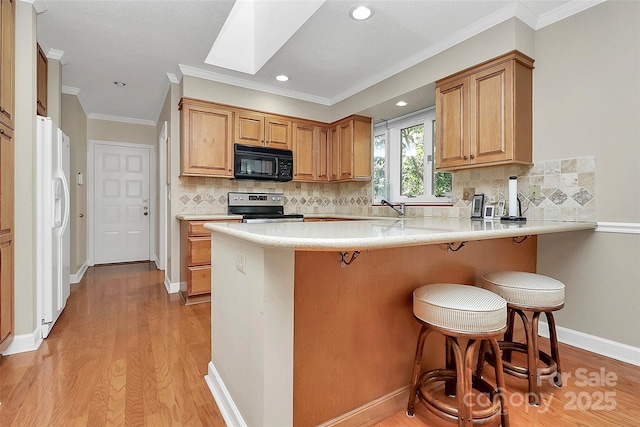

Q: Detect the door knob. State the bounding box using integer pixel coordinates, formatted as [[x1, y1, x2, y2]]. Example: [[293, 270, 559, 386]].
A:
[[144, 212, 148, 216]]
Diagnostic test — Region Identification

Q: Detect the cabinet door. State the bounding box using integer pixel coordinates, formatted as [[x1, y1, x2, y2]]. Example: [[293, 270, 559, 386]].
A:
[[339, 121, 353, 180], [435, 77, 469, 169], [316, 127, 330, 181], [0, 125, 12, 350], [235, 111, 264, 146], [0, 0, 15, 130], [0, 126, 12, 233], [470, 61, 513, 165], [0, 238, 13, 348], [180, 102, 233, 177], [265, 116, 291, 149], [36, 44, 48, 117], [330, 126, 340, 181], [293, 122, 316, 181]]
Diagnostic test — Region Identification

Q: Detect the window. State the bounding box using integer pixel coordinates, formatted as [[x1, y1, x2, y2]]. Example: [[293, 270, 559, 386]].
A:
[[373, 107, 451, 204]]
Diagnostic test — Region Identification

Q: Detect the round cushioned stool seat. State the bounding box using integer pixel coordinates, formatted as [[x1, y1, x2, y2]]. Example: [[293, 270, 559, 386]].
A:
[[413, 284, 507, 333], [483, 271, 565, 309]]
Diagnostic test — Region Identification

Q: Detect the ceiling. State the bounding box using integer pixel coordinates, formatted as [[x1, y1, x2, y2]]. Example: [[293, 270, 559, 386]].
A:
[[34, 0, 597, 125]]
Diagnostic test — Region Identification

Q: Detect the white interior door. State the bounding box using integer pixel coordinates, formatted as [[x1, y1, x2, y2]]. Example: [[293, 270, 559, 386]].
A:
[[94, 143, 150, 264]]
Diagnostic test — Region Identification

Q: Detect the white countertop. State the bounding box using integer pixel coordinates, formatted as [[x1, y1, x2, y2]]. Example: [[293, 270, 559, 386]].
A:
[[203, 217, 596, 251]]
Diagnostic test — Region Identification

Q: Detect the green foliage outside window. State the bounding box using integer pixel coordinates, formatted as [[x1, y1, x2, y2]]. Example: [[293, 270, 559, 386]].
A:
[[373, 134, 386, 200], [400, 124, 424, 197], [373, 114, 452, 202]]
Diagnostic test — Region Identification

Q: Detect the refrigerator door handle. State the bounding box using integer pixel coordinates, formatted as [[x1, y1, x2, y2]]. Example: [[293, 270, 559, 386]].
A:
[[59, 171, 71, 235], [51, 172, 70, 233], [52, 178, 63, 228]]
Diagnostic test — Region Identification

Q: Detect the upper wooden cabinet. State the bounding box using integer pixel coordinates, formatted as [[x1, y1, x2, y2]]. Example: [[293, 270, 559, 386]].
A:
[[316, 127, 330, 182], [235, 111, 291, 150], [37, 43, 48, 117], [179, 98, 372, 182], [435, 51, 534, 171], [0, 0, 15, 130], [292, 122, 316, 181], [332, 116, 372, 181], [179, 98, 233, 177], [292, 122, 333, 183]]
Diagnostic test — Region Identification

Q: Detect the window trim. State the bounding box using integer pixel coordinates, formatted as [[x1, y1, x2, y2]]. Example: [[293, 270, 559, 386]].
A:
[[373, 107, 450, 204]]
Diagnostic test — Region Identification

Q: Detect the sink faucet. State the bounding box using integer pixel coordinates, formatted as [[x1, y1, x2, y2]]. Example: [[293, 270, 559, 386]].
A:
[[381, 199, 405, 216]]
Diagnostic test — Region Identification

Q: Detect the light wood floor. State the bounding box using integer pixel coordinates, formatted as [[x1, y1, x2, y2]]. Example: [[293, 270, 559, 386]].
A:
[[0, 262, 225, 426], [1, 262, 639, 426], [375, 331, 640, 427]]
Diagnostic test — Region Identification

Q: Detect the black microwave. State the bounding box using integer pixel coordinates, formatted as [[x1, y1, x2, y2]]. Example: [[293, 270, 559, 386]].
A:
[[233, 144, 293, 182]]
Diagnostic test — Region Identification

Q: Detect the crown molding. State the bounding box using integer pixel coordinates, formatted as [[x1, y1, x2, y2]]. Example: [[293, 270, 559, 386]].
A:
[[179, 64, 331, 106], [62, 85, 80, 95], [87, 113, 156, 127], [167, 73, 180, 84], [47, 48, 68, 65], [62, 85, 88, 117], [330, 2, 518, 105], [535, 0, 606, 30]]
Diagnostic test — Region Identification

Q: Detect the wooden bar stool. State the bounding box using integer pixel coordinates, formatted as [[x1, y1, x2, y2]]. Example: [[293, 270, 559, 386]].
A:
[[480, 271, 565, 406], [407, 284, 509, 427]]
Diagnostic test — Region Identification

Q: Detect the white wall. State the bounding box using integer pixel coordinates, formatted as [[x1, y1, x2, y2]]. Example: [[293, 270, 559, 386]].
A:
[[534, 1, 640, 348]]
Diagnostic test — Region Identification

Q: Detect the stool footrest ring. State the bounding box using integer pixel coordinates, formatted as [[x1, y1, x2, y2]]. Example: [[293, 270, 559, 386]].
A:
[[485, 342, 560, 384], [417, 369, 504, 424]]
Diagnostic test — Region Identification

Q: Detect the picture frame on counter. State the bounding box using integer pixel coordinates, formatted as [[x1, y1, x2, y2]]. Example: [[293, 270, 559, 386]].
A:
[[484, 205, 495, 220]]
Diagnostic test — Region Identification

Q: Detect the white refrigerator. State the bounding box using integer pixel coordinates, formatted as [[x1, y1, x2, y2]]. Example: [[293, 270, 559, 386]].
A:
[[36, 116, 71, 339]]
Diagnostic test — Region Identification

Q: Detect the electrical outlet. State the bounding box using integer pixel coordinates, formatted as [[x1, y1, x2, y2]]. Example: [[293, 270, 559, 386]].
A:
[[235, 253, 246, 274], [463, 187, 475, 201], [529, 185, 541, 200]]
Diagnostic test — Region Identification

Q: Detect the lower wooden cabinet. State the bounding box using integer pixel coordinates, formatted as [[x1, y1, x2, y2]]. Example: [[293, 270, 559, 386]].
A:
[[179, 218, 240, 304]]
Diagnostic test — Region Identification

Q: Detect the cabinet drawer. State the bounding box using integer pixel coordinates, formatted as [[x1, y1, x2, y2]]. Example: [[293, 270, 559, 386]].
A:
[[188, 221, 210, 236], [187, 266, 210, 296], [188, 237, 211, 266]]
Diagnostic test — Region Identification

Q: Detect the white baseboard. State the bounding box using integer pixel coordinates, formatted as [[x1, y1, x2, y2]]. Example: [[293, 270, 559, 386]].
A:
[[70, 259, 90, 284], [1, 328, 43, 356], [205, 361, 247, 427], [164, 275, 180, 294], [539, 321, 640, 366]]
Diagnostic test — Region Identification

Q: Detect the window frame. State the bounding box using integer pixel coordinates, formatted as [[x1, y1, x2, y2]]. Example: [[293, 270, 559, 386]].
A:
[[373, 107, 449, 205]]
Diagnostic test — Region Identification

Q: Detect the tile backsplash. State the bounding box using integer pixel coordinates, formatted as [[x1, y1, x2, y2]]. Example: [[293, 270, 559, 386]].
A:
[[450, 155, 597, 222], [175, 155, 596, 222]]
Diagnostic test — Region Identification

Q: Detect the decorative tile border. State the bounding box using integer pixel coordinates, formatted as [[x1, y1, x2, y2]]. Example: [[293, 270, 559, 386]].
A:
[[175, 177, 371, 215]]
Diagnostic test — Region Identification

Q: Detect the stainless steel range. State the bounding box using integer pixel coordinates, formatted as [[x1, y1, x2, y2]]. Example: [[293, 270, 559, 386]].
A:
[[228, 192, 304, 223]]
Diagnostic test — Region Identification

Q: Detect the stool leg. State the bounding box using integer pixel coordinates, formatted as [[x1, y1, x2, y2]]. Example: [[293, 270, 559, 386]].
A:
[[545, 311, 563, 387], [445, 337, 456, 396], [475, 340, 488, 378], [488, 337, 510, 427], [407, 324, 429, 417], [451, 338, 471, 427], [527, 312, 542, 406], [503, 308, 516, 362]]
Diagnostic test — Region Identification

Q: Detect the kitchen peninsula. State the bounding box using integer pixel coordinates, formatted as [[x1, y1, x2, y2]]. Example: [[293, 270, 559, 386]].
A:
[[203, 218, 595, 427]]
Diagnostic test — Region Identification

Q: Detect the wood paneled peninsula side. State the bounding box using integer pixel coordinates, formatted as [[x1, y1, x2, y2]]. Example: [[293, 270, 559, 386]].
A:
[[203, 217, 595, 427]]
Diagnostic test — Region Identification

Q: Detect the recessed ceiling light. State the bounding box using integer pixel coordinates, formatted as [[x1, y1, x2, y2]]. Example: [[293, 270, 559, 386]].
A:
[[396, 101, 408, 107], [113, 81, 126, 87], [276, 75, 289, 82], [350, 6, 373, 21]]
